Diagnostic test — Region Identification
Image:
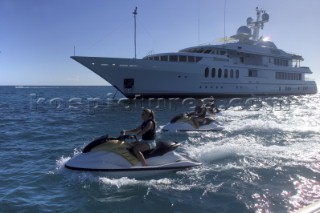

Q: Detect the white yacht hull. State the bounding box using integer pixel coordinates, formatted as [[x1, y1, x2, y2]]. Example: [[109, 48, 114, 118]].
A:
[[72, 56, 317, 98]]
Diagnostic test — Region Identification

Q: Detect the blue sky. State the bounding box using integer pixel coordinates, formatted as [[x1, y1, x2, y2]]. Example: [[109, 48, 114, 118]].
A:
[[1, 0, 319, 85]]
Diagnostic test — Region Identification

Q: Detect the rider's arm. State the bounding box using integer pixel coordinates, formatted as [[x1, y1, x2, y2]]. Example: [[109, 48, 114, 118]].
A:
[[121, 126, 140, 135], [187, 111, 195, 116]]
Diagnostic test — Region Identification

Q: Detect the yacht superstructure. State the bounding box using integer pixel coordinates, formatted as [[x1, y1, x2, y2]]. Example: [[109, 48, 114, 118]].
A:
[[72, 7, 317, 98]]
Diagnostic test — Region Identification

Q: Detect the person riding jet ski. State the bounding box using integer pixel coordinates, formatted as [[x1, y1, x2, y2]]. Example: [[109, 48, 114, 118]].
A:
[[64, 134, 201, 178], [206, 96, 220, 115], [121, 108, 156, 166], [162, 99, 223, 132], [187, 99, 206, 128]]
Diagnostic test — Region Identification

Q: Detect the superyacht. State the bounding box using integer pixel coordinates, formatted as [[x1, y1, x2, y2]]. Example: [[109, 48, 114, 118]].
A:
[[72, 7, 317, 98]]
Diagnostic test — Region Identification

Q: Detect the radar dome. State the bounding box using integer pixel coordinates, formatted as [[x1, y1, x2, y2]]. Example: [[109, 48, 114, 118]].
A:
[[262, 13, 269, 22], [246, 17, 253, 25], [237, 26, 251, 35]]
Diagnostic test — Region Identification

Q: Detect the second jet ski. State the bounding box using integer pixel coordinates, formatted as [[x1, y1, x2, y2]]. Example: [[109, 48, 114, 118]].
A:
[[162, 113, 223, 132]]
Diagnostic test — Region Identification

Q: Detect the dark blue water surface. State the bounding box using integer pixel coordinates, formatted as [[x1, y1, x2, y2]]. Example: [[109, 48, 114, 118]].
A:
[[0, 86, 319, 213]]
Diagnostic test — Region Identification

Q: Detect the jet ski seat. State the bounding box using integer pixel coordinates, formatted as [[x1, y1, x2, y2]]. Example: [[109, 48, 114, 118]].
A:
[[143, 141, 180, 159]]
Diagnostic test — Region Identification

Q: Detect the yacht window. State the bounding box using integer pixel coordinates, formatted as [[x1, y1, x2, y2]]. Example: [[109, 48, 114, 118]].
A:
[[195, 57, 202, 62], [179, 55, 187, 62], [154, 56, 160, 61], [160, 55, 168, 61], [281, 60, 288, 66], [248, 69, 258, 77], [236, 70, 239, 78], [218, 68, 222, 78], [188, 56, 195, 63], [211, 68, 216, 78], [204, 49, 212, 54], [230, 69, 234, 78], [274, 58, 285, 66], [169, 55, 178, 62], [276, 72, 301, 80], [224, 69, 228, 78], [205, 67, 209, 78], [220, 50, 226, 55]]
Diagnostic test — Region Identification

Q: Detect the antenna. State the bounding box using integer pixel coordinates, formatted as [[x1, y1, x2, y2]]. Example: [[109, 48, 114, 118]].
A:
[[133, 7, 138, 59], [197, 0, 200, 45], [223, 0, 227, 43]]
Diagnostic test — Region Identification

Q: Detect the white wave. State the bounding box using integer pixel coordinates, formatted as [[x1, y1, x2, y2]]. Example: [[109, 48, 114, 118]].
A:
[[55, 156, 71, 171], [99, 177, 141, 188], [183, 132, 320, 172]]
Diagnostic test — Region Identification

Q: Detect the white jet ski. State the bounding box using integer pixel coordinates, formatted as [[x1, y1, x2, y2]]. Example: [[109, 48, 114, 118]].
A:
[[65, 135, 201, 178], [162, 113, 223, 132]]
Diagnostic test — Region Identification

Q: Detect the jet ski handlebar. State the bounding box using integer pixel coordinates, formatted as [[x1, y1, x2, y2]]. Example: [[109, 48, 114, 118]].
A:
[[83, 134, 138, 153], [116, 134, 138, 142]]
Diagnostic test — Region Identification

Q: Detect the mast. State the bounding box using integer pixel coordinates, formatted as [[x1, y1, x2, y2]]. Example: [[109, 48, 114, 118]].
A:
[[231, 7, 270, 42], [133, 7, 138, 59], [247, 7, 269, 41], [223, 0, 227, 43]]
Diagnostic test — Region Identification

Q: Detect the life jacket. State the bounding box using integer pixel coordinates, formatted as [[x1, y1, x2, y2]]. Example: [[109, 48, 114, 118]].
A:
[[141, 119, 156, 140]]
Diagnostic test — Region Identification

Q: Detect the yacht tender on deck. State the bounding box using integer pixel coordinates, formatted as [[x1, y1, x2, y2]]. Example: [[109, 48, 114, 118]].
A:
[[72, 7, 317, 98]]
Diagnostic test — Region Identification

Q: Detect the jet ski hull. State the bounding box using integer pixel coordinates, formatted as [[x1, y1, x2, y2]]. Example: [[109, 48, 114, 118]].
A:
[[162, 122, 223, 132], [65, 160, 200, 179], [64, 136, 201, 178], [162, 114, 223, 132]]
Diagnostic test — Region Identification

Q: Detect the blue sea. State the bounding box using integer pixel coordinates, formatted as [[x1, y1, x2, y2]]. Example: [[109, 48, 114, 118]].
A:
[[1, 86, 319, 213]]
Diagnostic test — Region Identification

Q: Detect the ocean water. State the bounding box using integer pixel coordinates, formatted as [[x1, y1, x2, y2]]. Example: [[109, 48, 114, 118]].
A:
[[0, 86, 319, 213]]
